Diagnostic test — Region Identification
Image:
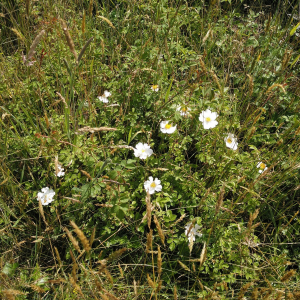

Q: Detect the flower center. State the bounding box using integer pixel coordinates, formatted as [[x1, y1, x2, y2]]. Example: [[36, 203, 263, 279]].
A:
[[150, 182, 156, 188], [141, 149, 145, 153], [260, 163, 266, 169], [152, 85, 158, 89], [205, 117, 211, 122], [165, 124, 172, 129], [182, 107, 187, 112], [227, 138, 232, 144]]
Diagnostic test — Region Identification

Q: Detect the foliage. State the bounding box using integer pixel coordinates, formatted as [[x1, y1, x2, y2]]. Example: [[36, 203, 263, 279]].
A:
[[1, 0, 300, 298]]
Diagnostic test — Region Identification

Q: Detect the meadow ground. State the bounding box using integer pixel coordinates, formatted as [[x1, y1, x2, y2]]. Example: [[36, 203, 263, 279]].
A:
[[1, 0, 300, 299]]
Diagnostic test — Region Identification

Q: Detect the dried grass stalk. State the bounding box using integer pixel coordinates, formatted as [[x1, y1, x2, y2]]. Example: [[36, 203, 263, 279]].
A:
[[98, 16, 115, 29], [104, 268, 114, 284], [69, 275, 84, 297], [60, 19, 78, 60], [247, 74, 254, 97], [54, 155, 59, 177], [146, 191, 152, 229], [153, 215, 165, 245], [77, 126, 117, 133], [80, 169, 92, 180], [38, 199, 48, 226], [215, 184, 225, 215], [54, 246, 62, 267], [202, 29, 211, 43], [102, 289, 120, 300], [118, 263, 124, 278], [146, 229, 153, 253], [69, 249, 76, 264], [133, 279, 137, 296], [238, 282, 254, 299], [280, 269, 296, 282], [251, 288, 259, 300], [199, 242, 207, 267], [11, 28, 25, 42], [107, 248, 127, 262], [100, 293, 110, 300], [266, 84, 286, 94], [77, 37, 94, 63], [71, 263, 78, 282], [70, 221, 91, 252], [64, 227, 81, 253], [109, 145, 135, 150], [247, 208, 260, 229], [56, 92, 68, 108], [82, 9, 86, 34], [210, 71, 223, 95], [174, 285, 177, 300], [90, 226, 96, 247], [147, 273, 155, 288], [157, 245, 162, 278], [178, 260, 191, 272], [199, 56, 207, 73], [171, 213, 186, 227], [27, 30, 45, 61], [188, 235, 194, 254], [30, 284, 45, 293]]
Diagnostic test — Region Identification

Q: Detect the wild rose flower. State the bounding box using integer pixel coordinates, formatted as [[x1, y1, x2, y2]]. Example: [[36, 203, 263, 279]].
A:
[[177, 106, 191, 116], [257, 162, 268, 173], [151, 85, 159, 92], [37, 187, 55, 206], [134, 143, 153, 159], [55, 164, 65, 177], [98, 90, 111, 103], [144, 176, 162, 194], [225, 133, 238, 150], [199, 109, 218, 129], [185, 222, 202, 243], [160, 121, 177, 134]]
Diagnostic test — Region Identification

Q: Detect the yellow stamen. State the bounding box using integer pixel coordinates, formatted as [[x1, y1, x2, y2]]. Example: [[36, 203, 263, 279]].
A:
[[150, 182, 156, 188], [165, 124, 172, 129], [227, 138, 232, 144], [152, 85, 158, 90], [260, 163, 266, 169], [182, 107, 187, 112], [205, 117, 211, 122], [141, 149, 145, 153]]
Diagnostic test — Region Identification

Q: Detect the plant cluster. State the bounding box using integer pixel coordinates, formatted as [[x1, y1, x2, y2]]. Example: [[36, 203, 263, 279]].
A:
[[1, 0, 300, 299]]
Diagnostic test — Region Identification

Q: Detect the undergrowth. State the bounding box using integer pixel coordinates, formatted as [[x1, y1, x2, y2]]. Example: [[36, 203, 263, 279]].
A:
[[1, 0, 300, 299]]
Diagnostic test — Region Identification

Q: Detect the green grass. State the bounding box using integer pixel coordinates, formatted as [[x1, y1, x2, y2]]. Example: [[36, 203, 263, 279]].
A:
[[1, 0, 300, 299]]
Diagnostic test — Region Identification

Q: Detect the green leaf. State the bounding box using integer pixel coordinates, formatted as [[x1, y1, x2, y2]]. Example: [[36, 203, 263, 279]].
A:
[[2, 262, 19, 276], [290, 22, 300, 36]]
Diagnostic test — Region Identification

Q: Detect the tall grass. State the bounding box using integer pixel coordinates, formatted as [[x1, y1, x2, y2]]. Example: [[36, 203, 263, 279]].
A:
[[1, 0, 300, 299]]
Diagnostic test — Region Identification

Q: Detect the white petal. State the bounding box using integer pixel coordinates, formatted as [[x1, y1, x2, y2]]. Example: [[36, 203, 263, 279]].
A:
[[98, 96, 109, 103], [155, 185, 162, 192], [104, 90, 111, 97], [167, 126, 177, 133]]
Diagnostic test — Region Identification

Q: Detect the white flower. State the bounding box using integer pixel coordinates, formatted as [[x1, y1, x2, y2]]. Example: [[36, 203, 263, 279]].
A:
[[199, 109, 218, 129], [185, 222, 202, 243], [257, 162, 268, 173], [160, 121, 177, 134], [151, 85, 159, 92], [55, 164, 65, 177], [37, 187, 55, 206], [98, 90, 111, 103], [134, 143, 153, 159], [144, 176, 162, 194], [225, 133, 238, 150], [177, 105, 191, 116]]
